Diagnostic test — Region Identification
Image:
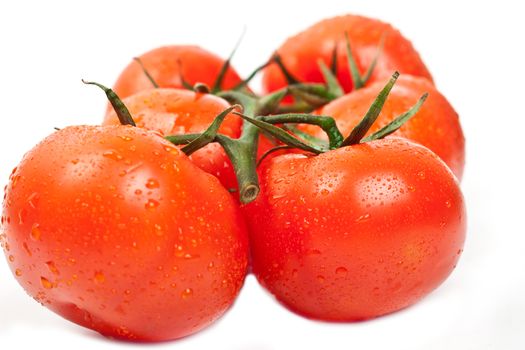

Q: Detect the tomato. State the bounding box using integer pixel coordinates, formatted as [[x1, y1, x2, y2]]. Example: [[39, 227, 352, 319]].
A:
[[310, 75, 465, 179], [112, 45, 244, 100], [1, 125, 248, 341], [242, 137, 466, 321], [104, 88, 243, 190], [262, 14, 432, 94]]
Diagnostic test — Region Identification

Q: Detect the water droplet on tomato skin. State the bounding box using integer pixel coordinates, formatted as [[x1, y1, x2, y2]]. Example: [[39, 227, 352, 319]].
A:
[[18, 209, 27, 224], [145, 178, 159, 189], [27, 192, 40, 208], [46, 261, 60, 275], [40, 276, 53, 289], [102, 150, 124, 161], [22, 242, 32, 256], [119, 135, 133, 141], [145, 199, 160, 210], [15, 268, 22, 277], [181, 288, 193, 299], [355, 213, 371, 223], [335, 266, 348, 276]]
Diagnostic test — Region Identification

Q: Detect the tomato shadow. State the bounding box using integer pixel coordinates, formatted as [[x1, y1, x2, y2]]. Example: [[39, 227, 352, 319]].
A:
[[0, 288, 67, 333]]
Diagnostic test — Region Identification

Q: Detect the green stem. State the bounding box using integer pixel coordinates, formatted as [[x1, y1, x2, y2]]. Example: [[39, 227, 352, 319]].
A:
[[176, 59, 194, 90], [82, 80, 136, 126], [133, 57, 159, 88], [212, 28, 246, 93], [262, 113, 343, 149], [233, 60, 271, 91], [181, 105, 240, 155], [167, 132, 260, 204], [273, 54, 301, 85]]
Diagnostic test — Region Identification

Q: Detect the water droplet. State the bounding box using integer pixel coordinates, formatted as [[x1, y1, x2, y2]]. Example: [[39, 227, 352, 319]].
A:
[[335, 266, 348, 276], [316, 275, 325, 283], [46, 261, 59, 275], [145, 199, 160, 210], [94, 271, 105, 283], [181, 288, 193, 299], [146, 178, 159, 189], [15, 269, 22, 277], [102, 150, 123, 161], [308, 249, 322, 256], [207, 262, 215, 271], [445, 200, 452, 208], [355, 213, 371, 223], [154, 224, 163, 236], [11, 175, 20, 189], [417, 171, 426, 179], [40, 276, 53, 289], [119, 135, 133, 141], [27, 192, 39, 208], [8, 255, 15, 262], [18, 209, 27, 224], [164, 146, 178, 155], [30, 223, 41, 241], [22, 242, 32, 256], [272, 193, 286, 200]]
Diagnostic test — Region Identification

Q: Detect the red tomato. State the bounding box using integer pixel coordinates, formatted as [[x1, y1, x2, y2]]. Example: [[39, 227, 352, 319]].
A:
[[243, 137, 466, 321], [263, 14, 432, 94], [1, 125, 248, 341], [104, 88, 242, 190], [311, 75, 465, 179], [113, 45, 244, 100]]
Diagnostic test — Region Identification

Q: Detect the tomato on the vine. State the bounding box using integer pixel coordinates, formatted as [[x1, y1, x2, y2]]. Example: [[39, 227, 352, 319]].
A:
[[242, 137, 466, 321], [263, 14, 432, 94], [310, 75, 465, 179], [112, 45, 244, 101], [1, 125, 249, 341]]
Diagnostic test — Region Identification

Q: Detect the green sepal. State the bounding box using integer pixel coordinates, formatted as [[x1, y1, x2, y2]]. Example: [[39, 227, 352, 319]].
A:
[[361, 93, 428, 142], [341, 71, 399, 146]]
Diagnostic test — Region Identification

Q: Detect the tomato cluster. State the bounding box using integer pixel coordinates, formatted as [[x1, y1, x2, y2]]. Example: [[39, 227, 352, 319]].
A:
[[1, 14, 466, 342]]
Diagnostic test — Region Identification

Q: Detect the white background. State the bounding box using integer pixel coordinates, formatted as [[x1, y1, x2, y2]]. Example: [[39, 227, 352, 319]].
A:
[[1, 1, 524, 349]]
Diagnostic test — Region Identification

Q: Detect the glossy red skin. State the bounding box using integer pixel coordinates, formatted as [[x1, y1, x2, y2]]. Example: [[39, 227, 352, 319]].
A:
[[104, 88, 242, 191], [112, 45, 243, 101], [1, 125, 248, 341], [263, 14, 433, 94], [313, 75, 465, 179], [243, 138, 466, 321]]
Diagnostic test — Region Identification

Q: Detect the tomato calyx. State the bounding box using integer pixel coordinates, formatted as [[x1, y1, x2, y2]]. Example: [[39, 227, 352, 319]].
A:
[[168, 71, 427, 204], [269, 33, 386, 110], [236, 71, 427, 151], [82, 80, 136, 126]]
